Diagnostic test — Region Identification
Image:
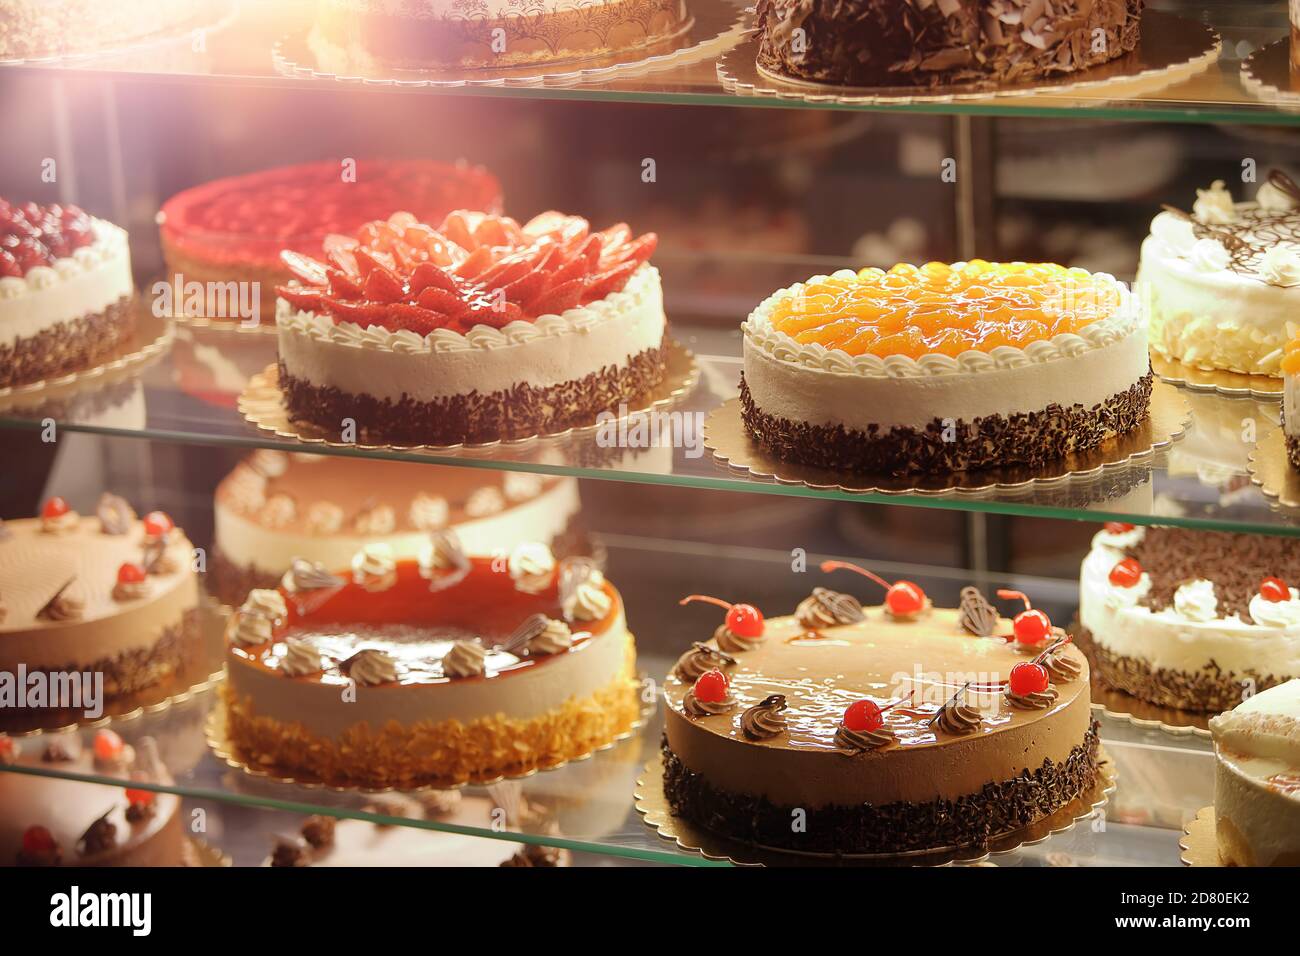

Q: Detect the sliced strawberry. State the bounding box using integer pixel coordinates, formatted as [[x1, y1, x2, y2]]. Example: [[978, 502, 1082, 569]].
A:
[[596, 223, 631, 252], [416, 286, 471, 317], [440, 210, 487, 250], [472, 216, 514, 247], [614, 232, 657, 267], [324, 298, 390, 326], [581, 260, 639, 303], [280, 250, 329, 286], [352, 246, 396, 278], [409, 261, 462, 296], [546, 252, 591, 290], [327, 268, 363, 300], [575, 234, 603, 270], [325, 245, 359, 278], [384, 303, 445, 335], [477, 239, 555, 290], [362, 267, 406, 303], [531, 278, 585, 316], [471, 299, 524, 329], [454, 245, 497, 280], [276, 286, 328, 313], [522, 212, 589, 254], [501, 268, 549, 307]]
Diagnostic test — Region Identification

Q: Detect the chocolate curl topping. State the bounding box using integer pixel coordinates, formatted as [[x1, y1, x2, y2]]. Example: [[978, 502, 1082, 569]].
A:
[[810, 587, 865, 624], [36, 576, 81, 621], [559, 556, 598, 607], [1268, 169, 1300, 204], [691, 641, 737, 667], [928, 681, 972, 727], [501, 612, 549, 653], [958, 586, 999, 636]]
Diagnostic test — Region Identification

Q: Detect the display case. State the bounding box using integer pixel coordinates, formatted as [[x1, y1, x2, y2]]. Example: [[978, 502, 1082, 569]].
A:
[[1, 1, 1298, 880]]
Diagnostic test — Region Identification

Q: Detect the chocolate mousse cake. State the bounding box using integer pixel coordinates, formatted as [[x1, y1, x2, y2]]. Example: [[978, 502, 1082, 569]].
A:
[[221, 540, 640, 788], [158, 160, 502, 325], [0, 495, 201, 712], [663, 567, 1098, 856], [0, 199, 135, 389], [740, 261, 1151, 475], [1209, 679, 1300, 867], [1078, 524, 1300, 712], [754, 0, 1143, 89], [209, 450, 585, 606], [1, 730, 188, 867], [275, 209, 665, 444]]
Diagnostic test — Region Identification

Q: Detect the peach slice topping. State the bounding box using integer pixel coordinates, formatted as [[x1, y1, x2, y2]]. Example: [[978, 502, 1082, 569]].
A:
[[767, 261, 1123, 360]]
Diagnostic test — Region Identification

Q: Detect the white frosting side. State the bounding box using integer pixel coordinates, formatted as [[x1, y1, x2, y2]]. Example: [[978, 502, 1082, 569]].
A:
[[742, 269, 1148, 429], [1286, 369, 1300, 439], [1080, 535, 1300, 677], [1138, 209, 1300, 377], [276, 263, 665, 403], [0, 220, 133, 347], [214, 477, 580, 575]]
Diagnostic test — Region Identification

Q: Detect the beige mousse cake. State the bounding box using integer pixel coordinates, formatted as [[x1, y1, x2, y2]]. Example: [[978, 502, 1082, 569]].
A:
[[1209, 679, 1300, 867], [209, 449, 584, 606], [221, 538, 639, 788], [664, 571, 1097, 856], [0, 494, 200, 708]]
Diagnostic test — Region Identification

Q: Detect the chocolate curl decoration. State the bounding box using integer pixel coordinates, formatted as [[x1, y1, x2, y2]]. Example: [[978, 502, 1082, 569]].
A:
[[927, 681, 972, 728], [1033, 635, 1073, 666], [1268, 168, 1300, 205], [500, 612, 549, 654], [558, 556, 598, 608], [958, 586, 999, 636]]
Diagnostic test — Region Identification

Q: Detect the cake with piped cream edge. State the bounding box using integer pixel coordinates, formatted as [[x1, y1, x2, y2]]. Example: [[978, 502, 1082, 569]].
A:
[[740, 260, 1150, 475], [1078, 523, 1300, 713], [1137, 170, 1300, 378], [1209, 679, 1300, 867]]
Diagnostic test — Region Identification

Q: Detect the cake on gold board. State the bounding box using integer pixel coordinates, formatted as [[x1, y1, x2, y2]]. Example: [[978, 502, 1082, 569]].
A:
[[1208, 679, 1300, 867], [209, 449, 585, 607], [217, 538, 640, 789], [661, 564, 1098, 857]]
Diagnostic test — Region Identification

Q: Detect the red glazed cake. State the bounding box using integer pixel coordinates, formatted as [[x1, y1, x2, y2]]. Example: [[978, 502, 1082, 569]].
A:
[[221, 540, 640, 788], [0, 199, 135, 389], [275, 209, 666, 444], [157, 160, 502, 326]]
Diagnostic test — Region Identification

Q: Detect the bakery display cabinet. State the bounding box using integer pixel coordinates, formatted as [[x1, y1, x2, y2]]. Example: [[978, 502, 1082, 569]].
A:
[[1, 0, 1298, 874]]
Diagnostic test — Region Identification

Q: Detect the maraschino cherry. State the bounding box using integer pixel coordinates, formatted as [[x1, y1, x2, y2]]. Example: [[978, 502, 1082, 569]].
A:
[[1109, 558, 1143, 588], [116, 562, 146, 585], [820, 561, 927, 618], [142, 511, 174, 538], [1260, 577, 1291, 603], [1008, 660, 1050, 696], [679, 594, 764, 638], [125, 787, 156, 808], [996, 589, 1052, 649], [93, 729, 125, 762], [41, 496, 69, 519], [21, 825, 57, 855], [842, 695, 911, 732], [1103, 522, 1135, 534], [691, 669, 730, 703]]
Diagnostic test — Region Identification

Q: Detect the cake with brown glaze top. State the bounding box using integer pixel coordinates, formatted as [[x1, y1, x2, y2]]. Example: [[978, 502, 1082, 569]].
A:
[[663, 564, 1097, 856], [221, 539, 639, 788], [755, 0, 1143, 90], [0, 495, 200, 710], [209, 450, 586, 606]]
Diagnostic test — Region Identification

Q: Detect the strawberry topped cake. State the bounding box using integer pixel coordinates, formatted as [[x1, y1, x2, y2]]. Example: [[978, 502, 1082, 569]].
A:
[[158, 160, 502, 326], [0, 200, 135, 389], [741, 260, 1151, 475], [275, 209, 665, 445]]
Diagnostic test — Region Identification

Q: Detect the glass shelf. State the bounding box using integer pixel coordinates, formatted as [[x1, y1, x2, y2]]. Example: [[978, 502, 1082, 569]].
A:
[[4, 2, 1300, 126], [1, 318, 1295, 538], [0, 539, 1214, 868]]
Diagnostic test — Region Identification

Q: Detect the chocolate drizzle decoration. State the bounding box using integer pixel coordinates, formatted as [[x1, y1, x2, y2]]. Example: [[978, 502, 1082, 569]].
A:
[[1164, 169, 1300, 280], [95, 492, 135, 535], [958, 586, 999, 636], [502, 613, 550, 654], [741, 694, 788, 741], [673, 642, 737, 682]]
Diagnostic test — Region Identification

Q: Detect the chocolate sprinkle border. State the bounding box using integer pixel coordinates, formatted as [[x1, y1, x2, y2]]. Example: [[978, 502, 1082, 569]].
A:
[[278, 339, 667, 445], [739, 371, 1153, 476], [0, 296, 136, 389], [660, 721, 1101, 856]]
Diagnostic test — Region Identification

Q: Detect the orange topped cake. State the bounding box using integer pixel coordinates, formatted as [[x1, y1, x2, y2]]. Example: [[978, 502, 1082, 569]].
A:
[[1283, 334, 1300, 468], [741, 261, 1151, 475]]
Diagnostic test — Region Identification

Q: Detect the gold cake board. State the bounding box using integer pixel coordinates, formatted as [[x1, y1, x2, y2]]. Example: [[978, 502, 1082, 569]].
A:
[[703, 382, 1189, 498], [635, 748, 1117, 867], [1247, 428, 1300, 513], [1241, 37, 1300, 109], [1151, 353, 1282, 401], [718, 10, 1219, 107], [1180, 806, 1223, 867], [237, 337, 698, 455]]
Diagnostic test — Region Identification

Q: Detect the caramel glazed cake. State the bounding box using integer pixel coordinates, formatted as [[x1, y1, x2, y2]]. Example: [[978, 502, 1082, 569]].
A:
[[0, 495, 201, 707], [1, 730, 189, 867], [1209, 679, 1300, 867], [663, 575, 1098, 856], [221, 538, 640, 788], [209, 448, 585, 606], [740, 261, 1151, 476], [755, 0, 1143, 89], [1078, 523, 1300, 712]]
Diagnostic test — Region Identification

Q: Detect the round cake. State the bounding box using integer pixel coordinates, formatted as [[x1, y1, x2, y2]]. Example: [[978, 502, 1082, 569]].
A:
[[275, 209, 666, 444], [209, 449, 585, 606], [1, 730, 187, 866], [221, 540, 640, 788], [307, 0, 691, 74], [1209, 678, 1300, 867], [1285, 335, 1300, 467], [1137, 171, 1300, 378], [1078, 523, 1300, 712], [662, 572, 1098, 856], [0, 199, 135, 389], [0, 0, 205, 59], [754, 0, 1142, 89], [158, 160, 502, 326], [0, 495, 200, 715], [740, 260, 1150, 475]]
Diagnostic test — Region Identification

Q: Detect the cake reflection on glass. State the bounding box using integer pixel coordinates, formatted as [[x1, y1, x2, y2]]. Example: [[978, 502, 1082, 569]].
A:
[[221, 539, 639, 788], [209, 450, 586, 607], [275, 209, 666, 445], [740, 260, 1150, 476], [662, 567, 1097, 856], [1078, 523, 1300, 713]]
